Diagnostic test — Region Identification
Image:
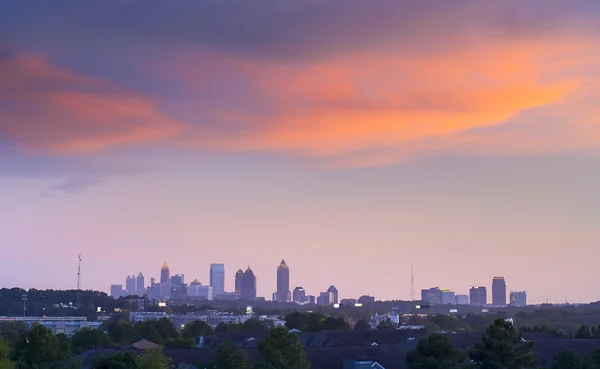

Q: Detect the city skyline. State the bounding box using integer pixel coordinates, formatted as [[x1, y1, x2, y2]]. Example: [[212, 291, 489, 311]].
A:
[[2, 1, 600, 304]]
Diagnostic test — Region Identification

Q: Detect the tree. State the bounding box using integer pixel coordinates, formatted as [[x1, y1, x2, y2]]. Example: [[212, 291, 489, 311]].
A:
[[588, 349, 600, 369], [93, 351, 140, 369], [0, 339, 14, 369], [377, 318, 395, 330], [138, 349, 172, 369], [575, 324, 592, 339], [163, 338, 196, 349], [321, 317, 349, 331], [353, 319, 371, 332], [212, 341, 252, 369], [71, 328, 114, 354], [181, 320, 213, 340], [469, 319, 538, 369], [214, 323, 229, 333], [406, 333, 474, 369], [425, 322, 441, 334], [257, 327, 310, 369], [550, 350, 585, 369], [11, 325, 72, 368]]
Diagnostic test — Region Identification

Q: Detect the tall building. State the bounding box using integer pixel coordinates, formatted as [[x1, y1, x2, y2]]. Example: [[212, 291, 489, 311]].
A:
[[441, 289, 456, 305], [210, 264, 225, 296], [110, 284, 123, 298], [160, 262, 170, 284], [293, 287, 306, 303], [421, 287, 442, 304], [136, 272, 145, 296], [235, 269, 244, 293], [170, 274, 187, 301], [276, 260, 290, 303], [327, 285, 339, 305], [492, 277, 507, 306], [240, 267, 256, 301], [510, 291, 527, 306], [317, 292, 330, 306], [125, 275, 136, 295], [455, 294, 470, 305], [470, 286, 487, 306], [188, 280, 213, 301]]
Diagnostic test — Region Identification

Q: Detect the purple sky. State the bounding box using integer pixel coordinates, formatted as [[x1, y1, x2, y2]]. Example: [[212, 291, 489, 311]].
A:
[[1, 0, 600, 303]]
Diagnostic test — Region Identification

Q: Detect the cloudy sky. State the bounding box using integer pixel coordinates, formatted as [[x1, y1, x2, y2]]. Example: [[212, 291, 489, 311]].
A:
[[1, 0, 599, 304]]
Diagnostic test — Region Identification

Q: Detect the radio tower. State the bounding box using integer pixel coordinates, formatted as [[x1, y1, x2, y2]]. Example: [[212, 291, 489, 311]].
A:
[[76, 255, 82, 307], [410, 263, 415, 301]]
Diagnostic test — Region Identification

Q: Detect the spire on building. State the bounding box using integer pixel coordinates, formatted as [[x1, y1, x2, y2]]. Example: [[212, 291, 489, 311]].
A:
[[162, 262, 169, 270], [278, 259, 288, 269]]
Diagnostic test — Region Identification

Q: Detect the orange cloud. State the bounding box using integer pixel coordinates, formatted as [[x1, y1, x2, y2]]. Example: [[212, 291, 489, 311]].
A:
[[0, 54, 182, 155]]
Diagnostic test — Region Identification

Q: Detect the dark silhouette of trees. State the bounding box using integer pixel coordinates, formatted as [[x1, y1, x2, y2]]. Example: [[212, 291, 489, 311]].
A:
[[406, 333, 474, 369], [353, 319, 371, 332], [469, 318, 537, 369], [549, 350, 585, 369], [181, 320, 213, 339], [256, 327, 310, 369], [70, 328, 113, 354], [376, 318, 395, 330], [10, 325, 72, 368], [163, 338, 195, 349], [93, 351, 140, 369], [285, 312, 348, 332], [575, 324, 592, 339], [211, 341, 252, 369]]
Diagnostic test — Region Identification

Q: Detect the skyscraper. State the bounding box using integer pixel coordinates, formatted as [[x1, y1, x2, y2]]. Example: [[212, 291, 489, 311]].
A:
[[293, 287, 306, 303], [240, 267, 256, 301], [235, 269, 244, 293], [160, 262, 170, 284], [470, 286, 487, 306], [510, 291, 527, 306], [492, 277, 507, 306], [125, 275, 136, 295], [170, 273, 186, 300], [210, 264, 225, 296], [327, 285, 339, 305], [276, 260, 290, 302], [136, 271, 145, 296], [110, 284, 123, 298]]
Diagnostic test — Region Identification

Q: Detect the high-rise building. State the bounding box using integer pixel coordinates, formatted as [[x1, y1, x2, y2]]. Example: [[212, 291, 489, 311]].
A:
[[235, 269, 244, 293], [327, 285, 339, 305], [136, 272, 145, 296], [125, 275, 136, 295], [240, 267, 256, 301], [276, 260, 290, 303], [110, 284, 123, 298], [358, 295, 375, 304], [160, 262, 170, 284], [170, 274, 187, 301], [421, 288, 443, 304], [293, 287, 306, 303], [307, 295, 316, 304], [188, 280, 213, 301], [492, 277, 507, 306], [210, 264, 225, 296], [317, 292, 330, 306], [171, 273, 184, 286], [455, 294, 469, 305], [510, 291, 527, 306], [441, 289, 456, 305], [470, 286, 487, 306]]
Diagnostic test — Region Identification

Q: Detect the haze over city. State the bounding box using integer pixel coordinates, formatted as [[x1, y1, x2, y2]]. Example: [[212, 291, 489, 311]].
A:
[[1, 0, 600, 304]]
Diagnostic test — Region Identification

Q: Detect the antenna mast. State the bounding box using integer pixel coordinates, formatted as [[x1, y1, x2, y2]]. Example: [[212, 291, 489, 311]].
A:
[[77, 255, 82, 290], [410, 263, 415, 301]]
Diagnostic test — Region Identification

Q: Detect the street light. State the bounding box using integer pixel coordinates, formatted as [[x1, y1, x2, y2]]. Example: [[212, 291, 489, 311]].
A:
[[22, 294, 27, 318]]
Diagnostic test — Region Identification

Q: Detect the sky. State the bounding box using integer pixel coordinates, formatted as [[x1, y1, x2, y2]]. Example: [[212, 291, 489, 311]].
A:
[[1, 0, 600, 304]]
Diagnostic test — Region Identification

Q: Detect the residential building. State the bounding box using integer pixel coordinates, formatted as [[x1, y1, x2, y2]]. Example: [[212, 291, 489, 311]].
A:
[[136, 272, 144, 296], [470, 286, 487, 306], [240, 267, 256, 301], [0, 317, 101, 336], [160, 262, 170, 284], [293, 287, 306, 303], [210, 264, 225, 296], [327, 285, 339, 305], [510, 291, 527, 306], [235, 269, 244, 293], [110, 284, 123, 298], [455, 294, 469, 305], [276, 260, 290, 303], [492, 277, 507, 306]]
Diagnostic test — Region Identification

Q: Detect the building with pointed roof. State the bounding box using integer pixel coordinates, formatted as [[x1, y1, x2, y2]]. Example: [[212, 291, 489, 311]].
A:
[[160, 262, 170, 284], [276, 259, 290, 302], [241, 267, 257, 301], [235, 269, 244, 293], [136, 271, 145, 296]]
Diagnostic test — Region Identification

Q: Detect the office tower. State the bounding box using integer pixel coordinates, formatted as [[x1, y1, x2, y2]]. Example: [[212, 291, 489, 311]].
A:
[[358, 295, 375, 304], [441, 289, 456, 305], [188, 280, 213, 301], [327, 285, 339, 305], [235, 269, 244, 293], [421, 287, 443, 304], [293, 287, 306, 303], [210, 264, 225, 295], [470, 286, 487, 306], [317, 292, 330, 306], [492, 277, 507, 306], [455, 294, 470, 305], [160, 262, 170, 284], [110, 284, 123, 298], [150, 277, 156, 286], [276, 260, 290, 303], [125, 275, 136, 295], [136, 272, 144, 296], [510, 291, 527, 306], [170, 274, 187, 300], [240, 267, 256, 301]]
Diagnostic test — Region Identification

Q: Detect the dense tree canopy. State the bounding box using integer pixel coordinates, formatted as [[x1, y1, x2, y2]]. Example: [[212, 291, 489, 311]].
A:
[[10, 325, 72, 369], [549, 350, 585, 369], [70, 328, 113, 354], [406, 334, 474, 369], [257, 327, 310, 369], [211, 341, 252, 369]]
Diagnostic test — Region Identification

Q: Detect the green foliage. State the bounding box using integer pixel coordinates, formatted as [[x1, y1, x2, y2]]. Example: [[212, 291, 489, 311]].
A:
[[425, 322, 440, 334], [10, 325, 72, 368], [71, 328, 113, 354], [0, 339, 14, 369], [575, 324, 592, 339], [589, 349, 600, 368], [163, 337, 196, 349], [285, 312, 348, 332], [0, 323, 27, 345], [353, 319, 371, 332], [212, 341, 252, 369], [430, 315, 461, 332], [93, 351, 140, 369], [406, 333, 474, 369], [469, 318, 538, 369], [181, 320, 213, 339], [138, 349, 172, 369], [376, 318, 395, 330], [257, 327, 310, 369], [549, 350, 585, 369]]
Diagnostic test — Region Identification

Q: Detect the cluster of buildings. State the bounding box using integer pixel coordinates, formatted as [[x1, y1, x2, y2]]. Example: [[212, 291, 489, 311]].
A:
[[110, 260, 348, 306], [420, 277, 528, 307]]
